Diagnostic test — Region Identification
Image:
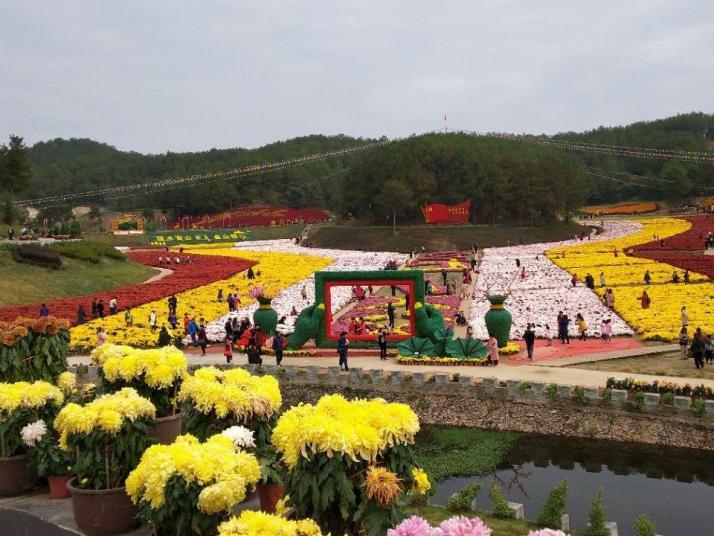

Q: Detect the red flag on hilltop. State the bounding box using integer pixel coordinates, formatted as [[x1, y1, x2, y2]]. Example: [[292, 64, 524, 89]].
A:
[[422, 200, 471, 224]]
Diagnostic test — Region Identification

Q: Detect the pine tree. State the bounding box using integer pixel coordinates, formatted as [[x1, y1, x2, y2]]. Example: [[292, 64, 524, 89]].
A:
[[585, 488, 607, 536], [1, 135, 32, 204], [537, 480, 569, 529], [634, 514, 656, 536]]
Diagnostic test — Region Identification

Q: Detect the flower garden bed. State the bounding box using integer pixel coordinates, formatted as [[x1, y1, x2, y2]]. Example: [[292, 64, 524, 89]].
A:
[[173, 205, 331, 228], [0, 251, 256, 324], [583, 202, 659, 215], [397, 356, 490, 366], [606, 377, 714, 400]]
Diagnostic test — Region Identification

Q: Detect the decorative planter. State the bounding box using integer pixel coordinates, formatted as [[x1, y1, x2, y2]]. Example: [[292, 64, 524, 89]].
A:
[[484, 295, 512, 347], [257, 482, 284, 514], [67, 478, 139, 536], [48, 474, 73, 499], [253, 299, 278, 336], [148, 411, 183, 445], [0, 454, 36, 497]]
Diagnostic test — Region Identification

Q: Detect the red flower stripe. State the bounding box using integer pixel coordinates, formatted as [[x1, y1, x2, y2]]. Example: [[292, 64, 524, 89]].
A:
[[172, 204, 330, 229], [0, 251, 256, 323]]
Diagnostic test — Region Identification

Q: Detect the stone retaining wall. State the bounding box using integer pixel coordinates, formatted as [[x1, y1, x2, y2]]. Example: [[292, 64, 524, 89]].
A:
[[71, 363, 714, 451]]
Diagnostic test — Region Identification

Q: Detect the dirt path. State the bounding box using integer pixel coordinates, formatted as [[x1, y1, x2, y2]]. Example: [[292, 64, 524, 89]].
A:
[[141, 267, 173, 284]]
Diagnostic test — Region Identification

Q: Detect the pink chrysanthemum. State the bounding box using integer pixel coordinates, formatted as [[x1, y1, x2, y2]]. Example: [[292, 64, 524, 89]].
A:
[[388, 516, 438, 536], [438, 515, 492, 536]]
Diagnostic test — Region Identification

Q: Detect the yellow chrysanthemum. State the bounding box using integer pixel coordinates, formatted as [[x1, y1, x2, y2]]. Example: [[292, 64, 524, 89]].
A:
[[0, 381, 64, 414], [272, 394, 419, 469], [411, 467, 431, 495], [57, 371, 77, 395], [92, 344, 187, 389], [217, 511, 324, 536], [126, 434, 260, 513]]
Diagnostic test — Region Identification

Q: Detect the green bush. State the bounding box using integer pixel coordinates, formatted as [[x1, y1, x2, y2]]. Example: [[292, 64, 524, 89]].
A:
[[546, 383, 558, 401], [53, 241, 126, 263], [537, 480, 568, 528], [634, 514, 656, 536], [630, 391, 645, 411], [573, 386, 586, 405], [660, 392, 674, 405], [585, 489, 607, 536], [692, 397, 706, 416], [489, 482, 514, 519], [12, 243, 62, 269], [446, 482, 480, 513]]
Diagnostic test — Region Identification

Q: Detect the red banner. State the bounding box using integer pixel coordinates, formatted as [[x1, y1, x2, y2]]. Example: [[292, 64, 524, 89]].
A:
[[422, 200, 471, 224]]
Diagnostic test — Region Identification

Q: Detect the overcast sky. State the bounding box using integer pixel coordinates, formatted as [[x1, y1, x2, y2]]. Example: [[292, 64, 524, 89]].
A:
[[1, 1, 712, 154]]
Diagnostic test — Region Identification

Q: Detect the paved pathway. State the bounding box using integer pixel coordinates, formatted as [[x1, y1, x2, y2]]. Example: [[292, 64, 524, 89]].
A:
[[140, 266, 173, 284], [535, 343, 678, 367], [68, 347, 714, 390]]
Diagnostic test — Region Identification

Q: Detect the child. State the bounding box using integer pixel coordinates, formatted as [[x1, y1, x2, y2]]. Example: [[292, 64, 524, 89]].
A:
[[544, 324, 553, 346], [223, 336, 233, 364], [601, 319, 612, 342], [488, 336, 499, 366]]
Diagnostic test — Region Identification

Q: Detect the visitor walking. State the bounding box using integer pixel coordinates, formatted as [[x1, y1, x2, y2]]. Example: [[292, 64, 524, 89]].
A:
[[168, 310, 177, 329], [599, 272, 606, 287], [672, 271, 680, 284], [488, 335, 499, 366], [272, 332, 287, 366], [76, 305, 87, 324], [559, 314, 571, 344], [337, 331, 349, 371], [691, 328, 705, 369], [97, 300, 105, 318], [377, 329, 388, 360], [601, 319, 612, 342], [681, 306, 688, 327], [188, 318, 198, 346], [605, 288, 615, 309], [638, 290, 651, 309], [576, 313, 588, 341], [109, 297, 117, 315], [585, 273, 595, 290], [168, 294, 178, 312], [149, 309, 158, 331], [223, 336, 233, 364], [246, 340, 262, 365], [705, 335, 714, 364], [197, 323, 208, 355], [544, 324, 553, 346], [247, 267, 255, 280], [678, 327, 689, 360], [157, 326, 172, 347], [684, 270, 690, 284], [523, 324, 535, 361], [227, 293, 235, 312], [217, 289, 223, 302], [124, 308, 133, 327], [387, 302, 395, 330], [441, 269, 448, 286], [39, 303, 49, 317], [301, 285, 308, 301], [91, 298, 98, 318], [96, 327, 106, 346], [644, 270, 651, 285]]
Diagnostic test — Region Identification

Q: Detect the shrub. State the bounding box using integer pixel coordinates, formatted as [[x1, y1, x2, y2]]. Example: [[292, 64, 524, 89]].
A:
[[634, 514, 656, 536], [601, 389, 612, 407], [546, 383, 558, 401], [585, 489, 607, 536], [573, 386, 586, 405], [489, 482, 515, 519], [446, 482, 481, 512], [537, 480, 568, 528], [630, 391, 645, 411], [53, 240, 126, 263], [692, 397, 706, 416], [660, 392, 674, 405], [518, 381, 532, 394], [12, 243, 62, 268]]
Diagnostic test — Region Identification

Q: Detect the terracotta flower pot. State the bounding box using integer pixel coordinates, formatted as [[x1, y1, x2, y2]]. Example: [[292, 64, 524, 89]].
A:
[[148, 411, 183, 445], [257, 482, 284, 514], [48, 474, 73, 499], [0, 454, 36, 497], [67, 478, 139, 536]]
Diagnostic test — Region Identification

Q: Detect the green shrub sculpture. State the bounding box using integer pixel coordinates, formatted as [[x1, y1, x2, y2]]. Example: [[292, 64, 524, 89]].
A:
[[446, 482, 481, 513], [489, 482, 515, 519], [634, 514, 657, 536], [537, 480, 568, 528], [585, 488, 607, 536]]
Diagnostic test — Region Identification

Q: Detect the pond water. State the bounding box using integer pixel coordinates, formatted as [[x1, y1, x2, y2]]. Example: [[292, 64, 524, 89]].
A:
[[431, 434, 714, 536]]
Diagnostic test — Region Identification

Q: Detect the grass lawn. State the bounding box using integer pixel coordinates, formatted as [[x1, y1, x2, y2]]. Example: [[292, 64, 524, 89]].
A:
[[410, 505, 538, 536], [568, 352, 714, 380], [83, 231, 149, 247], [308, 221, 588, 252], [0, 247, 157, 306], [414, 425, 518, 482]]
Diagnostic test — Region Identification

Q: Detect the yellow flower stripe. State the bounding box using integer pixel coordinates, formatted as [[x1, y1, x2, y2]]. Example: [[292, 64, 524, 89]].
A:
[[54, 388, 156, 450], [547, 218, 714, 340], [69, 250, 332, 350], [217, 511, 323, 536], [126, 434, 260, 514], [178, 367, 282, 421], [272, 394, 419, 469]]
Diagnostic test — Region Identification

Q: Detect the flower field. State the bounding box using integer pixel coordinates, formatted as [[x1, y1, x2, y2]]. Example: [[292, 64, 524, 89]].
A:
[[70, 250, 332, 350], [583, 202, 659, 215], [173, 204, 330, 228], [548, 218, 714, 341], [0, 251, 256, 324]]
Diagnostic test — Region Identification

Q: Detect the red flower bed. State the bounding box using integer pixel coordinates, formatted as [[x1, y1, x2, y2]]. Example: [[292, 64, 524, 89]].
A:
[[633, 215, 714, 277], [0, 251, 256, 324], [173, 205, 330, 229]]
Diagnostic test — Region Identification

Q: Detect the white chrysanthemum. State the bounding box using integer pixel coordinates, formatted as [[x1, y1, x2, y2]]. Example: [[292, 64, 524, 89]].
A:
[[221, 425, 256, 450], [21, 419, 47, 447]]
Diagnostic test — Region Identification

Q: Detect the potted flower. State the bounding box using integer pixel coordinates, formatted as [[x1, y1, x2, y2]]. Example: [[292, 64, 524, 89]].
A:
[[250, 286, 279, 335], [91, 343, 187, 444], [271, 394, 426, 536], [54, 388, 156, 536], [126, 433, 261, 535], [0, 381, 65, 497], [178, 367, 285, 512], [21, 419, 74, 498]]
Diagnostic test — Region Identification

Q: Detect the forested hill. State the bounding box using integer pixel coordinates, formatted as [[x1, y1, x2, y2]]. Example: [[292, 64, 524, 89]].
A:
[[24, 134, 372, 206], [552, 112, 714, 204]]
